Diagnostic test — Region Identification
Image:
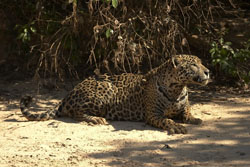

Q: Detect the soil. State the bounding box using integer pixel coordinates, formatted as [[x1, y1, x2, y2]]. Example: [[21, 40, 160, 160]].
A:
[[0, 79, 250, 167]]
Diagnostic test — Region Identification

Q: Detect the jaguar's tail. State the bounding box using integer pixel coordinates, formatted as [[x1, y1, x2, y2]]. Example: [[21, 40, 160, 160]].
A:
[[20, 95, 59, 121]]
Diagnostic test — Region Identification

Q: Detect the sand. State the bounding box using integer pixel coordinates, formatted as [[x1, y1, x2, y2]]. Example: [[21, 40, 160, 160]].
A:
[[0, 80, 250, 167]]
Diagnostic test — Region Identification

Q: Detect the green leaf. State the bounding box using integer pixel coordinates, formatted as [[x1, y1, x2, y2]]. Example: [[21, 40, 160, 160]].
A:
[[225, 41, 232, 46], [220, 48, 228, 56], [219, 38, 224, 45], [17, 33, 24, 40], [209, 48, 214, 54], [112, 0, 118, 8], [30, 27, 36, 33], [105, 28, 113, 38]]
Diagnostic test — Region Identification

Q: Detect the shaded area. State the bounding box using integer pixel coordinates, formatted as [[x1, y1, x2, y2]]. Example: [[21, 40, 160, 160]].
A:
[[189, 84, 250, 105]]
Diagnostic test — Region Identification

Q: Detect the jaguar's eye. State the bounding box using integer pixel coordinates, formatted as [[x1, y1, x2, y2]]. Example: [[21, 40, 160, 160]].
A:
[[191, 64, 198, 71], [192, 64, 198, 67]]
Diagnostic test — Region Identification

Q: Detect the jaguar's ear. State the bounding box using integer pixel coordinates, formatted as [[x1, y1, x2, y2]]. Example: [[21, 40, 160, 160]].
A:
[[171, 56, 179, 68]]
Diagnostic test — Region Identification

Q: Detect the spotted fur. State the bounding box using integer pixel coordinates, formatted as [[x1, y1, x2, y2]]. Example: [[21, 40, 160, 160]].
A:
[[20, 54, 210, 134]]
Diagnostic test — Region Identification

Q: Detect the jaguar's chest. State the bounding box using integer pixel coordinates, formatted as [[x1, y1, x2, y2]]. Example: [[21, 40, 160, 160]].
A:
[[155, 84, 188, 115]]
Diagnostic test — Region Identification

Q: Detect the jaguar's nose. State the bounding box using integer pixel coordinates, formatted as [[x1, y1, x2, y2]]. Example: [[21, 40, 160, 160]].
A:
[[204, 69, 209, 78]]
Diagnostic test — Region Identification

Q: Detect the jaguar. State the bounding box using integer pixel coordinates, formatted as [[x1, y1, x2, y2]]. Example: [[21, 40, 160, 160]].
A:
[[20, 54, 210, 134]]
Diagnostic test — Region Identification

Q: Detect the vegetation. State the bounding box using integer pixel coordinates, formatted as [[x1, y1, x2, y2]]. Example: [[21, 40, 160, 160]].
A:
[[210, 39, 250, 84], [0, 0, 249, 86]]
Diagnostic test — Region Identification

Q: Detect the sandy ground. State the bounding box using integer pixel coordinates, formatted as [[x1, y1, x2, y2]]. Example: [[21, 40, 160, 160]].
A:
[[0, 80, 250, 167]]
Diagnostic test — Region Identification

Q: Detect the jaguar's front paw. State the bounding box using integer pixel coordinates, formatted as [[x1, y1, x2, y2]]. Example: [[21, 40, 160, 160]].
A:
[[161, 119, 188, 134], [191, 118, 202, 125], [184, 117, 202, 125], [167, 123, 187, 134]]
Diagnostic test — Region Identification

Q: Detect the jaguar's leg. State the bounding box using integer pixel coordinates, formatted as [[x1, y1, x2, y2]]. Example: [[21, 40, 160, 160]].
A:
[[179, 105, 202, 125], [146, 114, 187, 134], [74, 114, 108, 124]]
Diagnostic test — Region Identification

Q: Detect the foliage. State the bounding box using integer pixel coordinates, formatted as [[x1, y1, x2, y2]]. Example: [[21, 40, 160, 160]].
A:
[[210, 39, 250, 84], [15, 22, 36, 43], [0, 0, 248, 81]]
